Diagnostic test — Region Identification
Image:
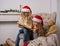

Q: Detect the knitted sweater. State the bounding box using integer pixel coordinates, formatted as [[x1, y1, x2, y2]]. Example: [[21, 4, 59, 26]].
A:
[[28, 34, 59, 46]]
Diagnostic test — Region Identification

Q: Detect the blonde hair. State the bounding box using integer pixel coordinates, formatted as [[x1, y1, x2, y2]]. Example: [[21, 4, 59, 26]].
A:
[[21, 12, 32, 26], [38, 23, 44, 36]]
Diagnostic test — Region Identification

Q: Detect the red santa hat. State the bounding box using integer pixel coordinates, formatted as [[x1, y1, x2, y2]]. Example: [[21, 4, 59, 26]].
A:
[[32, 15, 43, 26], [21, 6, 32, 13]]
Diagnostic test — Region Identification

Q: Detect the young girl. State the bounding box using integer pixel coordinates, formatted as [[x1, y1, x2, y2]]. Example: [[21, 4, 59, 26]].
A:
[[28, 18, 59, 46], [16, 6, 33, 46], [32, 15, 44, 39]]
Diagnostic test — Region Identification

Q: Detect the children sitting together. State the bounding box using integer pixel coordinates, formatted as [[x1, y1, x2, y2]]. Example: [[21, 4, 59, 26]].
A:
[[15, 5, 59, 46]]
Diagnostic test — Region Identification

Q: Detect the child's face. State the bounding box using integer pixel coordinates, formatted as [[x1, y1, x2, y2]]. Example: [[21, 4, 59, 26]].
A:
[[33, 21, 38, 30], [22, 12, 29, 16]]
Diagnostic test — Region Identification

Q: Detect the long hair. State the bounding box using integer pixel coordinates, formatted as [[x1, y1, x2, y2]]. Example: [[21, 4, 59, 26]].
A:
[[37, 23, 45, 36], [20, 12, 32, 29], [32, 22, 45, 36]]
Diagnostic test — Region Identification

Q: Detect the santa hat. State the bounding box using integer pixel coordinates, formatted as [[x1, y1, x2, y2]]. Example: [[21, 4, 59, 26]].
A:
[[32, 15, 43, 26], [21, 6, 32, 13]]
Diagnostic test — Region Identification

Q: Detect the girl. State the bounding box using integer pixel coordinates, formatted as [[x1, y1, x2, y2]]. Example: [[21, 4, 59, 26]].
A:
[[32, 15, 44, 39], [28, 17, 59, 46], [16, 6, 33, 46]]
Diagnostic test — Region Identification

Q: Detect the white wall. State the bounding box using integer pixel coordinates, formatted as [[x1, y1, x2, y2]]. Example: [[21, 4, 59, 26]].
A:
[[57, 0, 60, 26], [51, 0, 57, 12], [0, 22, 19, 44], [0, 0, 52, 14], [56, 0, 60, 45]]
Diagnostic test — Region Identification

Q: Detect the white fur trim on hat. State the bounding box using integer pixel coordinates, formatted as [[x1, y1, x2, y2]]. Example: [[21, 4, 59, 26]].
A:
[[32, 18, 41, 23], [21, 8, 30, 12]]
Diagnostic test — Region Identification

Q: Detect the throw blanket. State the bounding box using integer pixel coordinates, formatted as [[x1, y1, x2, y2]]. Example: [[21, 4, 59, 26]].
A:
[[28, 34, 59, 46]]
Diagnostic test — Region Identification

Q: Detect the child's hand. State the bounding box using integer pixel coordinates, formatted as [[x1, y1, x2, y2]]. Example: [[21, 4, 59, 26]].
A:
[[18, 22, 24, 26], [17, 21, 23, 25]]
